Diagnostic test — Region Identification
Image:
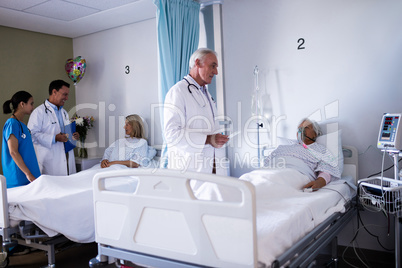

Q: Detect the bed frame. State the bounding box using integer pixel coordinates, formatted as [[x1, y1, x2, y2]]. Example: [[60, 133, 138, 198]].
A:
[[90, 168, 257, 268], [0, 176, 70, 268], [89, 146, 358, 268]]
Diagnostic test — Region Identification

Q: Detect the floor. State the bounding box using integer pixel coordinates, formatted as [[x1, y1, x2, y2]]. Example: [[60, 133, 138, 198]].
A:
[[6, 243, 396, 268], [315, 246, 395, 268], [7, 242, 115, 268]]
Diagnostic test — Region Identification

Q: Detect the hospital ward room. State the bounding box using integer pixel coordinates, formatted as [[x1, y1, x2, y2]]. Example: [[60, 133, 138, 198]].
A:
[[1, 0, 402, 267]]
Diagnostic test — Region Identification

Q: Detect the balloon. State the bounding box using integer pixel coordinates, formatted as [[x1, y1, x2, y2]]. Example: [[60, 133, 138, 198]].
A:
[[65, 56, 86, 85]]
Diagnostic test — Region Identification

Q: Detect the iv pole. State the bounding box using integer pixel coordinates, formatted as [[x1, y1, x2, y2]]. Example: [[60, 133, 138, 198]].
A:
[[254, 66, 263, 167]]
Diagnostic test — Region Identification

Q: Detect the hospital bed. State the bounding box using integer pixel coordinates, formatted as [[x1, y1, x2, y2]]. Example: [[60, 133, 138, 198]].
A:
[[0, 175, 70, 268], [0, 164, 138, 268], [89, 145, 358, 268]]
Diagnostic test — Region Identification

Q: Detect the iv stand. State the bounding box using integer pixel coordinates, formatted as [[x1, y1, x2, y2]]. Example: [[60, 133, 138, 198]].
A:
[[254, 66, 263, 167], [383, 149, 402, 267], [392, 150, 402, 268]]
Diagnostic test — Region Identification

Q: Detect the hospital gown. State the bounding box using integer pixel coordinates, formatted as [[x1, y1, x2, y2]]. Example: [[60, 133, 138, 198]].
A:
[[102, 137, 156, 167], [264, 142, 341, 183]]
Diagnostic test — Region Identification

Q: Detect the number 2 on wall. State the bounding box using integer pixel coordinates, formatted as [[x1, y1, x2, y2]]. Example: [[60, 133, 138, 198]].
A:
[[297, 38, 305, 50]]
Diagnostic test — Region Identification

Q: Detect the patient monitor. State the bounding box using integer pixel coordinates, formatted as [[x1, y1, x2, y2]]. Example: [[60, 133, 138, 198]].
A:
[[377, 113, 402, 151]]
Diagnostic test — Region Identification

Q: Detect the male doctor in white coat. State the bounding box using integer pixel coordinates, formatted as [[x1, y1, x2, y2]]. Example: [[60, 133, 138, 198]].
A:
[[28, 80, 79, 175], [164, 48, 229, 183]]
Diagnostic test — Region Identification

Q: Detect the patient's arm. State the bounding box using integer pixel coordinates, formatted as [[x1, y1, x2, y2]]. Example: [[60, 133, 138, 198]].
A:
[[101, 159, 109, 168], [303, 177, 326, 191]]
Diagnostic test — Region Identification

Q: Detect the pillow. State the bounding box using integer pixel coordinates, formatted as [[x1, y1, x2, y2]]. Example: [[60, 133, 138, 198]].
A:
[[276, 137, 296, 146], [262, 137, 296, 157], [315, 129, 343, 174], [264, 132, 344, 174]]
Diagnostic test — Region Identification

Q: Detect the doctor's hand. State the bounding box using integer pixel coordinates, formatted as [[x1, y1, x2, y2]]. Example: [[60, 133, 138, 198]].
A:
[[55, 133, 68, 143], [72, 132, 79, 141], [206, 133, 229, 148]]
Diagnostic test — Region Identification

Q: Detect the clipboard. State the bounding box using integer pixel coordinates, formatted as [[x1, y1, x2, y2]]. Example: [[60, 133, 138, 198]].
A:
[[64, 121, 77, 153]]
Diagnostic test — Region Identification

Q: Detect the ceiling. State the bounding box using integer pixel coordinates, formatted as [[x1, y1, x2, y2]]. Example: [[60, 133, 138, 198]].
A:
[[0, 0, 157, 38]]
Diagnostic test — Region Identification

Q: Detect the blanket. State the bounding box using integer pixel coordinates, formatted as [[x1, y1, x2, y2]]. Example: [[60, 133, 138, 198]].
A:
[[7, 164, 132, 243], [196, 168, 355, 267]]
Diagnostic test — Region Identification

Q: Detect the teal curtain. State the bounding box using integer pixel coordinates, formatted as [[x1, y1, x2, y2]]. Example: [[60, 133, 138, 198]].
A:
[[153, 0, 200, 168]]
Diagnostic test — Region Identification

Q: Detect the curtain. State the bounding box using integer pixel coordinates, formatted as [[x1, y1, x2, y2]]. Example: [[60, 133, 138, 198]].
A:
[[153, 0, 200, 168]]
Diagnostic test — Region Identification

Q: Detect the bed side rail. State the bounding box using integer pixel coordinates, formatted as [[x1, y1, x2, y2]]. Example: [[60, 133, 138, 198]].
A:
[[272, 203, 357, 268], [93, 169, 258, 268], [0, 175, 9, 229]]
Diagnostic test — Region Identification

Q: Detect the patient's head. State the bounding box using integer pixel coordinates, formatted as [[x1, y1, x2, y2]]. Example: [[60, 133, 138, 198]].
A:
[[125, 114, 145, 139], [297, 118, 322, 145]]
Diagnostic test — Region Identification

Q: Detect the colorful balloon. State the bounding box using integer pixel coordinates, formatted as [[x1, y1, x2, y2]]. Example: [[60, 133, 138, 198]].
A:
[[65, 56, 86, 85]]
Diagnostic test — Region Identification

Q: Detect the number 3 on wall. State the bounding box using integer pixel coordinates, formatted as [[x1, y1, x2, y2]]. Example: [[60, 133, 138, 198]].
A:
[[125, 65, 130, 74], [297, 38, 305, 50]]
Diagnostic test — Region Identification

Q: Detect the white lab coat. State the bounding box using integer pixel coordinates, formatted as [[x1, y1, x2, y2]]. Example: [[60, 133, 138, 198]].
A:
[[28, 100, 76, 176], [164, 75, 228, 176]]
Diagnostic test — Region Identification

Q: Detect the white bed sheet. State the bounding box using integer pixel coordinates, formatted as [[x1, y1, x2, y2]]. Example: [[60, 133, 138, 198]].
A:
[[195, 168, 356, 267], [7, 164, 134, 243], [6, 164, 355, 267], [241, 168, 355, 266]]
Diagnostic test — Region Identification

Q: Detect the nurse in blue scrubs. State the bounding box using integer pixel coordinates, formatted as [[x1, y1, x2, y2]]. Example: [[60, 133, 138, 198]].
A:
[[2, 91, 41, 188]]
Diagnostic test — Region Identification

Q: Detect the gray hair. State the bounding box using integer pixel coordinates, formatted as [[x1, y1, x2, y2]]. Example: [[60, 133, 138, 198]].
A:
[[189, 48, 217, 69], [298, 118, 323, 137]]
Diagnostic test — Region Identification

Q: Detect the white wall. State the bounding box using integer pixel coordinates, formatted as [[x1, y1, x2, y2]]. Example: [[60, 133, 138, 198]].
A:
[[72, 18, 161, 157], [222, 0, 402, 178], [72, 0, 401, 253], [221, 0, 402, 252]]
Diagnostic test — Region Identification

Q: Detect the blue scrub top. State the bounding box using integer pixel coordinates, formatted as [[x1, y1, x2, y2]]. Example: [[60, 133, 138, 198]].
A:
[[2, 118, 41, 188]]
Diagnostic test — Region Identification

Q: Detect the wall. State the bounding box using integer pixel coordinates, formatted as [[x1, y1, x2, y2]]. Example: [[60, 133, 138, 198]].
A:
[[72, 19, 159, 157], [0, 26, 74, 173], [221, 0, 402, 252], [1, 0, 398, 255], [72, 0, 399, 253]]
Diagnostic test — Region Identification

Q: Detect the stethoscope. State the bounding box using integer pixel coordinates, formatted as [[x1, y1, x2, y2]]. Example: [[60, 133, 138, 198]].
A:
[[43, 101, 67, 124], [12, 114, 29, 139], [183, 78, 207, 107], [44, 100, 53, 114]]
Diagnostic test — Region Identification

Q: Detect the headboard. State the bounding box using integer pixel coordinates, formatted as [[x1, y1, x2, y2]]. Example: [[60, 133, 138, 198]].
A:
[[341, 145, 359, 183]]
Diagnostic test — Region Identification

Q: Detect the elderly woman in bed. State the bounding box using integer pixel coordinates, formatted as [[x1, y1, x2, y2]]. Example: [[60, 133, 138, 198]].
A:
[[264, 118, 341, 191], [101, 114, 156, 168]]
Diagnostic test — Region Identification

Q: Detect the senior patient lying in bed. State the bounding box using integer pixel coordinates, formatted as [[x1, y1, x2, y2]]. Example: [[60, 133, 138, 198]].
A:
[[196, 118, 342, 200], [101, 114, 156, 169], [264, 118, 341, 191], [191, 119, 351, 267]]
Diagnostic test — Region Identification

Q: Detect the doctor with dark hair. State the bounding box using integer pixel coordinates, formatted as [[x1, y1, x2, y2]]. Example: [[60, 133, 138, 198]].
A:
[[28, 79, 79, 176]]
